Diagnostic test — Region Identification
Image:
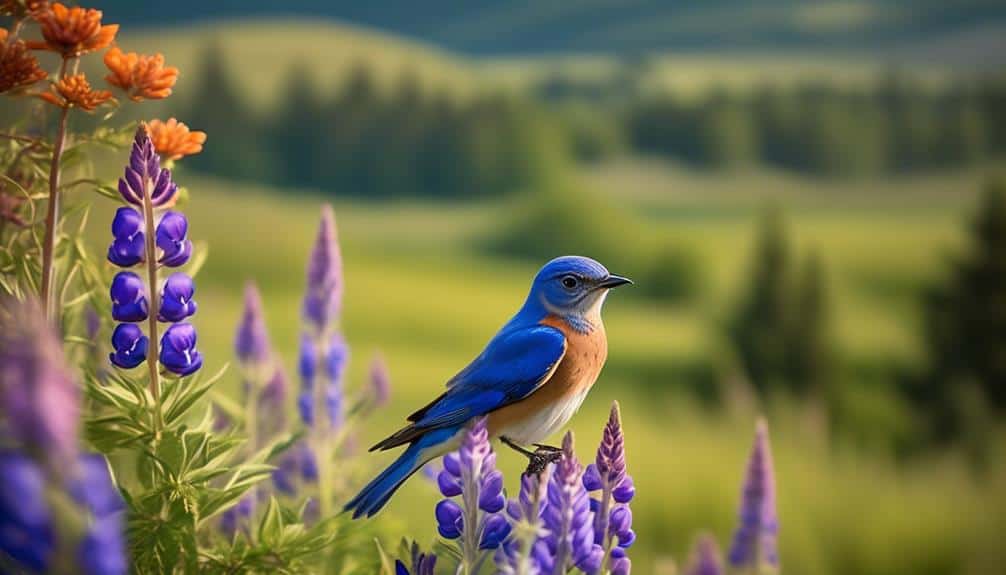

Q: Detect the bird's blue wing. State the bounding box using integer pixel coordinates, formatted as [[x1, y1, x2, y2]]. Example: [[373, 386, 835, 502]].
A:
[[410, 325, 566, 430]]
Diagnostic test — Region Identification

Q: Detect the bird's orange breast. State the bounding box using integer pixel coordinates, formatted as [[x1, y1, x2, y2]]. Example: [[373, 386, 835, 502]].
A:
[[487, 315, 607, 440]]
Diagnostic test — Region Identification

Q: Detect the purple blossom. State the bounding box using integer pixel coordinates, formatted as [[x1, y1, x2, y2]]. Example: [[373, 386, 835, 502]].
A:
[[0, 298, 80, 464], [118, 127, 177, 207], [109, 323, 148, 369], [298, 334, 316, 390], [159, 322, 203, 376], [158, 273, 197, 323], [110, 271, 148, 322], [324, 334, 348, 432], [155, 211, 192, 267], [302, 205, 342, 333], [369, 354, 391, 408], [395, 543, 437, 575], [536, 432, 604, 575], [686, 534, 724, 575], [220, 494, 255, 538], [434, 418, 512, 566], [297, 390, 314, 427], [107, 207, 144, 267], [0, 453, 54, 570], [495, 471, 550, 575], [583, 402, 635, 572], [235, 282, 272, 367], [728, 419, 779, 572], [71, 454, 128, 575], [258, 368, 288, 437]]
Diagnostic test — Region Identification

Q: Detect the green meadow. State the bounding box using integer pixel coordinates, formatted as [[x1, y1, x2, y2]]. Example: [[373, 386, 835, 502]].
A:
[[82, 161, 1005, 575]]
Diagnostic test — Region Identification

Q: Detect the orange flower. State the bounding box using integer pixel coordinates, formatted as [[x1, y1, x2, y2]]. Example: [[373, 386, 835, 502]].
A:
[[145, 118, 207, 161], [1, 29, 48, 93], [38, 73, 112, 111], [103, 46, 178, 101], [27, 2, 117, 57]]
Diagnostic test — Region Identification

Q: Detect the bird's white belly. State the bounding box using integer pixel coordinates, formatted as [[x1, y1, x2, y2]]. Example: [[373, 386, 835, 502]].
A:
[[496, 385, 592, 445]]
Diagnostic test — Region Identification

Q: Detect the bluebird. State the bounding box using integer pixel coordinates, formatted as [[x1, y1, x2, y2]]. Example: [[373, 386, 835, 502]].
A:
[[345, 256, 631, 518]]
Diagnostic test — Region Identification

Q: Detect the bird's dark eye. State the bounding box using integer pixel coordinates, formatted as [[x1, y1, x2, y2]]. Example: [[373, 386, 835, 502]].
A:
[[561, 275, 579, 289]]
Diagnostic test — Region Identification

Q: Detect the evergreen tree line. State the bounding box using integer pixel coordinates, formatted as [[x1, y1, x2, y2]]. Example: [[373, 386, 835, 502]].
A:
[[178, 49, 568, 199], [626, 75, 1006, 176], [729, 180, 1006, 448]]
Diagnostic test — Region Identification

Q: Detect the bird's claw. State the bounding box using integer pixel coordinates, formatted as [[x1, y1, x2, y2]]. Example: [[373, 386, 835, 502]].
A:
[[524, 445, 563, 476]]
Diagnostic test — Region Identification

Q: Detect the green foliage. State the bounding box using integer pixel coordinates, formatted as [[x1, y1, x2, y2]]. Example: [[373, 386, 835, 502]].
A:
[[637, 242, 706, 304], [920, 178, 1006, 438], [728, 207, 837, 397]]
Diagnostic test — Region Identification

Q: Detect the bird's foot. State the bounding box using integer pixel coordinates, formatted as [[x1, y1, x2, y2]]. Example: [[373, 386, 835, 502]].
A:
[[524, 444, 563, 476]]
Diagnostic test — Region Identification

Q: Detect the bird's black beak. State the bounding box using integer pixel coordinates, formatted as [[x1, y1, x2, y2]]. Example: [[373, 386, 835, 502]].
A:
[[598, 274, 633, 289]]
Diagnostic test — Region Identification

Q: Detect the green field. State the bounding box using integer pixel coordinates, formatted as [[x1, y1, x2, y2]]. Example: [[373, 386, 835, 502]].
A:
[[81, 161, 1005, 574]]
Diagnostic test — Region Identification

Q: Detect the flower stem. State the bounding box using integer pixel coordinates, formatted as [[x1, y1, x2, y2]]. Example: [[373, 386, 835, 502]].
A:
[[141, 172, 163, 435], [596, 481, 615, 572], [39, 57, 71, 319]]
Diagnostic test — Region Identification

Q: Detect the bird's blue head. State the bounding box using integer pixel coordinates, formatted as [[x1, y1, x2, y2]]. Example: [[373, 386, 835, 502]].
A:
[[522, 256, 632, 331]]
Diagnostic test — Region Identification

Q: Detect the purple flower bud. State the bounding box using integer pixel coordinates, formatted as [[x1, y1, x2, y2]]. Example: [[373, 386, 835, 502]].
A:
[[298, 334, 316, 389], [0, 299, 81, 463], [325, 380, 344, 432], [443, 453, 461, 477], [435, 499, 463, 539], [728, 419, 778, 571], [596, 402, 627, 487], [479, 513, 512, 550], [299, 442, 318, 482], [325, 334, 348, 383], [302, 205, 342, 333], [400, 542, 437, 575], [73, 455, 128, 575], [220, 493, 255, 538], [609, 505, 632, 538], [235, 283, 272, 366], [0, 453, 54, 571], [158, 273, 197, 323], [159, 323, 203, 376], [686, 534, 724, 575], [107, 207, 145, 267], [297, 390, 313, 426], [478, 469, 505, 513], [118, 127, 176, 207], [437, 469, 462, 497], [369, 354, 391, 408], [272, 449, 298, 495], [155, 211, 192, 267], [542, 432, 604, 575], [612, 475, 635, 504], [583, 463, 603, 491], [611, 556, 631, 575], [109, 323, 148, 369], [110, 271, 148, 322]]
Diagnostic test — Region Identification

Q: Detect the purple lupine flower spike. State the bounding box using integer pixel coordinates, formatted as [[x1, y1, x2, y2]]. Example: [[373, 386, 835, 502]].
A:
[[728, 419, 779, 573], [118, 127, 177, 207], [155, 212, 192, 267], [583, 401, 635, 572], [158, 273, 197, 323], [235, 282, 272, 366], [686, 534, 724, 575], [369, 354, 391, 408], [110, 271, 148, 322], [109, 323, 148, 369], [107, 207, 145, 267], [302, 205, 343, 333], [538, 432, 604, 575], [496, 468, 550, 574], [0, 298, 80, 465], [159, 323, 203, 376]]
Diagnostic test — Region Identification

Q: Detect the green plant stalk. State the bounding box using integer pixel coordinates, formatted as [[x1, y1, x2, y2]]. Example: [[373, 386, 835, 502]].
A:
[[39, 57, 71, 319], [597, 479, 615, 572], [141, 173, 164, 435], [312, 333, 334, 520]]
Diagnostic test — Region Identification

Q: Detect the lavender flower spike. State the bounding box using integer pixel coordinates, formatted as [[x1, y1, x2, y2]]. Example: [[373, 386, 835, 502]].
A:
[[118, 126, 177, 207], [302, 205, 343, 333], [369, 354, 391, 408], [496, 469, 550, 575], [728, 419, 779, 573], [686, 533, 724, 575], [538, 432, 604, 575], [234, 282, 272, 368], [0, 298, 80, 466]]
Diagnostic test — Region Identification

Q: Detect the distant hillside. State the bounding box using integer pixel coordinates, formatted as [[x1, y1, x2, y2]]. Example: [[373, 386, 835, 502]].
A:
[[93, 0, 1006, 60]]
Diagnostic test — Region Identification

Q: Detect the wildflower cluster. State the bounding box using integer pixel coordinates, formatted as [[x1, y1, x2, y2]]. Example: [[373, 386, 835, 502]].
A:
[[0, 299, 127, 575]]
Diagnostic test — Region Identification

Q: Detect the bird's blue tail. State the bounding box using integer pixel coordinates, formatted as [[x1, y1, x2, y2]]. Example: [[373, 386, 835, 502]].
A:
[[344, 427, 458, 518]]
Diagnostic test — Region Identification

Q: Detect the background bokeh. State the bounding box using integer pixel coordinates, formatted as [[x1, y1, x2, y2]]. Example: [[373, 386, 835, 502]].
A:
[[20, 1, 1006, 573]]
